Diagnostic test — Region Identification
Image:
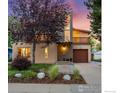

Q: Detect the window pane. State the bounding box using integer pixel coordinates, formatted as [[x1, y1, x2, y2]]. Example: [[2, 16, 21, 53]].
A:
[[44, 47, 48, 58], [18, 48, 31, 58]]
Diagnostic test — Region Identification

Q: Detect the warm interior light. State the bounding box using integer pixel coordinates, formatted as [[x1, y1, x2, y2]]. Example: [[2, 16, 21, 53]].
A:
[[18, 48, 30, 57], [62, 46, 67, 51], [44, 47, 48, 58]]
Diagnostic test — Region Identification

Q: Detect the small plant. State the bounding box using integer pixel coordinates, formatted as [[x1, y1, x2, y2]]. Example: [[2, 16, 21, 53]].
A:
[[21, 70, 37, 79], [48, 65, 59, 80], [8, 71, 16, 78], [11, 57, 31, 70], [73, 68, 81, 80]]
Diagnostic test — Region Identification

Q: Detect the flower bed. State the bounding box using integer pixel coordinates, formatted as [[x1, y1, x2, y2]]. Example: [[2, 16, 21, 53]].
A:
[[8, 64, 86, 84], [9, 73, 86, 84]]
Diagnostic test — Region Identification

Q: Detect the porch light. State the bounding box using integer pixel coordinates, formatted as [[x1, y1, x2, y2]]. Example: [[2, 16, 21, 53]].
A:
[[62, 45, 67, 51]]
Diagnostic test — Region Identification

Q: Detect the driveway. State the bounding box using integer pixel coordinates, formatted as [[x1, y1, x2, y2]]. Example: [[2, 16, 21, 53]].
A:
[[74, 62, 101, 85], [9, 62, 101, 93]]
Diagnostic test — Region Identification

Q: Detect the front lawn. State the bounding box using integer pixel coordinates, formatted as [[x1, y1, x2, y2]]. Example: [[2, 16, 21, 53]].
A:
[[8, 64, 86, 84], [8, 64, 54, 75]]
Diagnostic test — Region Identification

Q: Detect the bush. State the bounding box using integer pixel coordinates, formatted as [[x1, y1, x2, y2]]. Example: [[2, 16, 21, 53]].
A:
[[21, 70, 37, 79], [11, 57, 31, 70], [73, 68, 81, 80], [48, 65, 59, 80], [8, 71, 16, 78], [8, 58, 12, 62]]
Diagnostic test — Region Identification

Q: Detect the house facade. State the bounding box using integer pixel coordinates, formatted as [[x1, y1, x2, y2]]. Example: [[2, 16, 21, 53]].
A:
[[12, 16, 91, 63]]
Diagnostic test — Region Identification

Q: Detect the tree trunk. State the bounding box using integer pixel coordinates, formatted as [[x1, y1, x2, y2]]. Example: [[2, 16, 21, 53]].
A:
[[32, 41, 36, 64]]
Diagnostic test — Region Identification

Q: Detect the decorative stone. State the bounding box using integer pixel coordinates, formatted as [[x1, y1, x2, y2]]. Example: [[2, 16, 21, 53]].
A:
[[37, 72, 45, 79], [15, 73, 22, 78], [63, 74, 71, 80]]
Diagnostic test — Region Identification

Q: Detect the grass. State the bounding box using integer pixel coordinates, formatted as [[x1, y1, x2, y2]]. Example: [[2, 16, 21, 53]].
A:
[[8, 64, 54, 73], [21, 70, 37, 79], [29, 64, 54, 73], [8, 64, 54, 79]]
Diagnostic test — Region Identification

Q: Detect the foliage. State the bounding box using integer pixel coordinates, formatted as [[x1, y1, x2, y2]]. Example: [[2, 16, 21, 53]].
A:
[[8, 58, 12, 62], [96, 42, 101, 50], [89, 36, 96, 49], [84, 0, 101, 40], [9, 0, 70, 63], [12, 57, 31, 70], [29, 64, 54, 72], [48, 65, 59, 80], [8, 32, 14, 47], [21, 70, 37, 79], [8, 16, 21, 47], [8, 71, 16, 78], [73, 68, 81, 80]]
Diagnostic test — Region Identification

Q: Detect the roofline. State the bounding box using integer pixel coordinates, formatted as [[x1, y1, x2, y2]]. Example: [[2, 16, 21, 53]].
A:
[[73, 28, 91, 33]]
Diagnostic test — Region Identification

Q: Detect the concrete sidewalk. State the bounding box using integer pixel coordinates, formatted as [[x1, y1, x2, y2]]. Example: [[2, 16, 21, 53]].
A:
[[8, 83, 101, 93]]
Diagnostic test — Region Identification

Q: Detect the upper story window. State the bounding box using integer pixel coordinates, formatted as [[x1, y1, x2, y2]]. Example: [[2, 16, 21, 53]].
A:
[[73, 37, 89, 44], [18, 48, 31, 58]]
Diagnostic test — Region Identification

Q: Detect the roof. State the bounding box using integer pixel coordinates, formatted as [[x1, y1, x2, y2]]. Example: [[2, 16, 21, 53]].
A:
[[73, 28, 91, 33]]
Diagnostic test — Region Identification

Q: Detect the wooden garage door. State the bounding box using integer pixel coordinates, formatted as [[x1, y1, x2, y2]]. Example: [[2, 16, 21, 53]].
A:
[[73, 49, 88, 63]]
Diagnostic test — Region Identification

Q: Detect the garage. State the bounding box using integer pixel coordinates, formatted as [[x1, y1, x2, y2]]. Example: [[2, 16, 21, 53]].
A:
[[73, 49, 88, 63]]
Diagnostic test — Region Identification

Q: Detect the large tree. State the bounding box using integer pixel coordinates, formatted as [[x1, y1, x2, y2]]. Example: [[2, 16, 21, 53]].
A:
[[8, 16, 21, 47], [84, 0, 101, 41], [9, 0, 70, 63]]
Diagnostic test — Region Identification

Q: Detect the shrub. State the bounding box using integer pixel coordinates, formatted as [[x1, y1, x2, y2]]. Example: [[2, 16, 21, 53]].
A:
[[11, 57, 31, 70], [48, 65, 59, 80], [21, 70, 37, 79], [8, 58, 12, 62], [8, 71, 16, 78], [73, 68, 81, 80]]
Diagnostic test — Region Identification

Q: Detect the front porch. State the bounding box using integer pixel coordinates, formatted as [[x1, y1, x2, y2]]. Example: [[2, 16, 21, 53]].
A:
[[57, 42, 73, 63]]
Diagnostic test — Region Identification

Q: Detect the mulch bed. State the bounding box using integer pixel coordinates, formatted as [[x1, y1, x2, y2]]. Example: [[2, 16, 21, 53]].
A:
[[9, 74, 86, 84]]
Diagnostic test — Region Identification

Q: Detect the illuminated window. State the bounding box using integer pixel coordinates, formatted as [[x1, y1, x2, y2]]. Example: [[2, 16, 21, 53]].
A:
[[73, 37, 80, 43], [44, 47, 48, 58], [18, 48, 31, 58]]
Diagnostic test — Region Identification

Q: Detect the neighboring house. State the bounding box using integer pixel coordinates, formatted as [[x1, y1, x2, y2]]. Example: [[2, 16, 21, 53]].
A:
[[12, 16, 91, 63], [8, 47, 12, 60]]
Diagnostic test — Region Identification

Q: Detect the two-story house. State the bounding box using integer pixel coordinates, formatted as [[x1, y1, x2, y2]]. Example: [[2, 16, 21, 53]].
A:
[[12, 15, 91, 63]]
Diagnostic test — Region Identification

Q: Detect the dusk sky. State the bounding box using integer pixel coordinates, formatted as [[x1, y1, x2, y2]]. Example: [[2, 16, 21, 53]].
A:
[[68, 0, 90, 30], [9, 0, 90, 30]]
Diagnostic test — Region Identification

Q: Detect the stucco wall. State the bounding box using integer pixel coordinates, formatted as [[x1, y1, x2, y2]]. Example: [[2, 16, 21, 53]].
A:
[[12, 42, 57, 64], [73, 45, 91, 62], [35, 43, 57, 64]]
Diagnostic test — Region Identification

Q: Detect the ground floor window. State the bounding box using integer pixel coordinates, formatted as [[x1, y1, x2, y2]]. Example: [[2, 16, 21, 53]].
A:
[[44, 47, 48, 58], [18, 48, 31, 58]]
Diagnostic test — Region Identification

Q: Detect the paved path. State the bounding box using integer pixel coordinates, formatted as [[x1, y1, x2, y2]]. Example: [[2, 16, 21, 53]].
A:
[[9, 62, 101, 93]]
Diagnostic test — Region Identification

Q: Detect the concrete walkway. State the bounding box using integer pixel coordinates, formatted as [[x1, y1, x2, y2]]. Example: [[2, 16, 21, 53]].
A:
[[9, 62, 101, 93]]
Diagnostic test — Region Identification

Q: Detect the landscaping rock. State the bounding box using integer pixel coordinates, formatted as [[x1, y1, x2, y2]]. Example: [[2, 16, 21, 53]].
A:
[[37, 72, 45, 79], [15, 73, 22, 78], [63, 74, 71, 80]]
